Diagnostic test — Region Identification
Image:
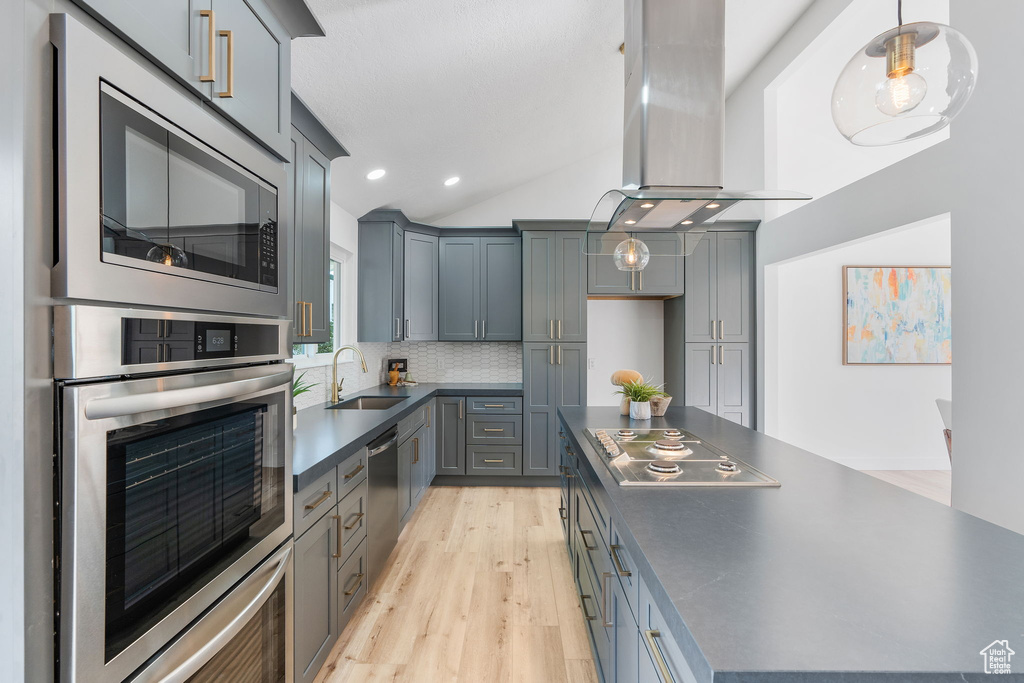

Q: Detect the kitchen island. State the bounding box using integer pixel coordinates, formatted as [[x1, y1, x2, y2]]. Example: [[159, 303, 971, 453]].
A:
[[558, 406, 1024, 682]]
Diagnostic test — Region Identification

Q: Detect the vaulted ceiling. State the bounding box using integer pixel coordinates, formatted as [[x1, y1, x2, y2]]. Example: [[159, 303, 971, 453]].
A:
[[292, 0, 815, 223]]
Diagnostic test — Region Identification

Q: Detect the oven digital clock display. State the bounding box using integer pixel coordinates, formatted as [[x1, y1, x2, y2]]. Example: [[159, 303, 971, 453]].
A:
[[206, 329, 231, 352]]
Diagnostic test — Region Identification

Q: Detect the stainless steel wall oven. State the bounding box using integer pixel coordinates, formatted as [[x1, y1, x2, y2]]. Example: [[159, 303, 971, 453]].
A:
[[55, 305, 294, 682]]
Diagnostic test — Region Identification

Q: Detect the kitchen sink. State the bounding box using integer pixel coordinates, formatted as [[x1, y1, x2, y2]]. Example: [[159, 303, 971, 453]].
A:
[[328, 396, 407, 410]]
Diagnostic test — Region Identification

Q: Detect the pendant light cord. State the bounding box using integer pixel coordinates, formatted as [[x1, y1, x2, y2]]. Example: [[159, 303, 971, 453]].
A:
[[897, 0, 903, 27]]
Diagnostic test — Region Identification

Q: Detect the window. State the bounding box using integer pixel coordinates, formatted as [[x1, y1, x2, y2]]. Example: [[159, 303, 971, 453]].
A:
[[292, 257, 345, 360]]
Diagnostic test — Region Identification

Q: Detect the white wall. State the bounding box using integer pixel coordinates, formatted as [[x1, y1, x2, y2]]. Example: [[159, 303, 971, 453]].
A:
[[329, 201, 360, 348], [771, 215, 951, 470], [435, 144, 621, 226], [586, 300, 664, 406]]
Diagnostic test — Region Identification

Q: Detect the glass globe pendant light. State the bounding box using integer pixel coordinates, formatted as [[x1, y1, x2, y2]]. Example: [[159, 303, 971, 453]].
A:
[[831, 0, 978, 146], [612, 237, 650, 272], [145, 243, 189, 268]]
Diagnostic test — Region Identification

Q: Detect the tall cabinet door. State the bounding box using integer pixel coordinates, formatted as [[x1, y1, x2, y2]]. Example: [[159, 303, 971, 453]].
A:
[[683, 343, 718, 415], [555, 344, 587, 413], [522, 232, 556, 343], [717, 343, 753, 427], [716, 231, 754, 343], [293, 509, 339, 683], [555, 232, 587, 342], [438, 237, 480, 341], [299, 134, 331, 343], [523, 343, 557, 476], [391, 226, 405, 341], [684, 233, 717, 343], [480, 237, 522, 341], [403, 232, 438, 341], [435, 397, 466, 475]]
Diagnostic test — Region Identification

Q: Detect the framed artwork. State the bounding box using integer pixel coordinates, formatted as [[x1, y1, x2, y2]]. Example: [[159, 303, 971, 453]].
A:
[[843, 266, 951, 365]]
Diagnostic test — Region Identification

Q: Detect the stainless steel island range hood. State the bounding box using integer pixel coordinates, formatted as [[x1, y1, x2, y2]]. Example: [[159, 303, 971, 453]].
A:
[[588, 0, 809, 256]]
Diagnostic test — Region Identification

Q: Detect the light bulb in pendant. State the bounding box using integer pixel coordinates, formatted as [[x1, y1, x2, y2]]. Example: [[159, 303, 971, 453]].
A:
[[875, 72, 927, 115], [612, 237, 649, 272]]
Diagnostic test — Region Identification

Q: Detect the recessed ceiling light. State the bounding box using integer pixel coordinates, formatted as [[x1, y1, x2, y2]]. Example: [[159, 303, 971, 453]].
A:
[[640, 203, 655, 209], [681, 220, 694, 225], [624, 219, 637, 225], [444, 176, 460, 187], [706, 202, 720, 209], [366, 169, 386, 180]]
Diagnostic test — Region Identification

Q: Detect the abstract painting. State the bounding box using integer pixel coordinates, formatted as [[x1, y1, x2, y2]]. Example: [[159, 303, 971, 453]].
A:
[[843, 266, 951, 365]]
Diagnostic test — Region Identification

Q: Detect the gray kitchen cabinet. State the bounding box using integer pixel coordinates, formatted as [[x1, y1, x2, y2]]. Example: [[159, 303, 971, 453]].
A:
[[358, 222, 405, 342], [403, 231, 439, 341], [522, 231, 587, 343], [403, 424, 428, 525], [588, 233, 633, 295], [398, 431, 414, 526], [612, 574, 640, 683], [439, 236, 521, 341], [438, 237, 480, 341], [523, 342, 586, 476], [207, 0, 291, 158], [639, 578, 698, 683], [465, 414, 523, 446], [589, 232, 685, 296], [294, 507, 339, 683], [683, 342, 753, 427], [684, 231, 754, 343], [337, 538, 368, 632], [290, 126, 330, 344], [435, 397, 466, 475], [421, 403, 436, 496], [466, 445, 523, 475]]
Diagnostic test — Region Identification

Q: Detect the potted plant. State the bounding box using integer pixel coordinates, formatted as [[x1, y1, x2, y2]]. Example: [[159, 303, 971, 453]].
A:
[[615, 380, 666, 421], [292, 371, 317, 429]]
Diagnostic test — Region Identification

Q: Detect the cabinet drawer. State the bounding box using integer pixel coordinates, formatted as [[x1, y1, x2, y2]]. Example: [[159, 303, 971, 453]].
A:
[[576, 467, 609, 545], [574, 486, 606, 588], [640, 578, 699, 683], [337, 451, 368, 501], [467, 446, 522, 475], [294, 467, 337, 539], [466, 414, 522, 445], [337, 537, 368, 631], [335, 480, 368, 564], [398, 404, 427, 443], [466, 396, 522, 414]]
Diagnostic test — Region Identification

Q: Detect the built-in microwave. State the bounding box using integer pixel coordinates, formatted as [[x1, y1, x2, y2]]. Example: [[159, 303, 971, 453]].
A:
[[52, 13, 289, 318]]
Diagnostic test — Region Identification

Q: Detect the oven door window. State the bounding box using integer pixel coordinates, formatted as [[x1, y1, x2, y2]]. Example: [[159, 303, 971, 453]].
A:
[[99, 88, 278, 290], [104, 399, 285, 661]]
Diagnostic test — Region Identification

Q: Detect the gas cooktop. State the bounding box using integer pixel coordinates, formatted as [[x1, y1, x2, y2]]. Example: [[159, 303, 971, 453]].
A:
[[584, 427, 780, 487]]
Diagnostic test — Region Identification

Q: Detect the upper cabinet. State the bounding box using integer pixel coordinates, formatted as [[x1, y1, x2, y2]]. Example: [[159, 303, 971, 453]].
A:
[[684, 231, 754, 343], [439, 236, 521, 342], [72, 0, 300, 158], [522, 231, 587, 343], [290, 98, 347, 345], [587, 232, 685, 297], [358, 222, 405, 342], [403, 231, 439, 341]]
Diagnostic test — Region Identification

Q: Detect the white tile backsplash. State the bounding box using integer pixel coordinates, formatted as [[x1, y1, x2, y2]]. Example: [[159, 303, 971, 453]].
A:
[[292, 342, 521, 411]]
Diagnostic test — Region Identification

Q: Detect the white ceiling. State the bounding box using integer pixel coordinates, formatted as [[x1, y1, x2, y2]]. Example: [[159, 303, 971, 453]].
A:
[[292, 0, 815, 224]]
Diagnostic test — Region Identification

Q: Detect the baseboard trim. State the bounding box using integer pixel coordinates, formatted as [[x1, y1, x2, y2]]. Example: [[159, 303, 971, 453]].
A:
[[430, 475, 560, 488]]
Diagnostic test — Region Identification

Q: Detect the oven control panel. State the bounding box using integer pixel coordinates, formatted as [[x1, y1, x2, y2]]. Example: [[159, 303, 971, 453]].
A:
[[122, 317, 281, 366]]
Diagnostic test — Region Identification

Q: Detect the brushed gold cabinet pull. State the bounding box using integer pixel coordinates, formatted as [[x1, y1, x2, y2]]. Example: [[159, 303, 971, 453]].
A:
[[580, 529, 598, 551], [405, 319, 411, 338], [413, 437, 419, 464], [579, 593, 597, 621], [558, 319, 562, 339], [474, 320, 478, 339], [719, 320, 724, 339], [719, 345, 724, 365], [459, 399, 464, 420], [199, 10, 215, 82], [343, 512, 364, 530], [639, 270, 643, 291], [710, 344, 715, 365], [343, 463, 365, 480], [304, 489, 332, 510], [610, 544, 632, 577], [549, 319, 554, 339], [343, 572, 365, 596], [482, 428, 504, 433], [630, 271, 635, 291], [558, 505, 567, 520], [549, 345, 554, 365], [482, 320, 486, 338], [483, 404, 505, 408], [711, 319, 716, 339], [217, 29, 234, 98], [332, 514, 343, 558], [482, 459, 503, 463], [644, 630, 673, 683], [558, 345, 562, 365]]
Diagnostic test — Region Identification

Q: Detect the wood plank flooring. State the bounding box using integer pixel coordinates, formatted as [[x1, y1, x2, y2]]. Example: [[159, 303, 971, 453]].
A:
[[315, 487, 597, 683], [862, 470, 952, 506]]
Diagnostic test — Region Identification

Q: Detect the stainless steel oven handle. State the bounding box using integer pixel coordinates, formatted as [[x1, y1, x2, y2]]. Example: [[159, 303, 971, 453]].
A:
[[135, 544, 291, 683], [84, 369, 293, 420]]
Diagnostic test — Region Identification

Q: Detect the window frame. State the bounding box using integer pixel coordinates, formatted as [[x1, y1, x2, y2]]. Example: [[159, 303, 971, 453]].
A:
[[292, 245, 351, 367]]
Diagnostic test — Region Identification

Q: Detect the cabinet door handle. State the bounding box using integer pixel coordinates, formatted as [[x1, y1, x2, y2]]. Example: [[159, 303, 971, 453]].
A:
[[216, 29, 233, 98], [343, 572, 365, 596], [579, 593, 597, 621], [343, 512, 364, 530], [405, 319, 411, 338], [343, 463, 365, 480], [558, 319, 562, 339], [580, 528, 598, 551], [549, 345, 554, 365], [482, 428, 504, 433], [711, 319, 716, 339], [610, 544, 632, 577], [558, 345, 562, 365], [474, 320, 478, 339], [482, 319, 486, 338], [459, 399, 464, 420], [719, 320, 724, 339], [710, 345, 716, 365], [601, 573, 614, 628], [199, 10, 216, 82], [483, 404, 505, 408], [558, 505, 567, 520], [644, 629, 673, 683], [549, 319, 554, 339], [413, 437, 419, 464], [639, 270, 643, 291], [303, 489, 332, 510], [630, 271, 635, 291], [719, 345, 724, 365], [482, 459, 504, 463], [332, 514, 343, 558]]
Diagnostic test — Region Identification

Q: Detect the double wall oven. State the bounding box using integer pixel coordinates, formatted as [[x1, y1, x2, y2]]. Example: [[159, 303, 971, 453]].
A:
[[52, 14, 296, 683]]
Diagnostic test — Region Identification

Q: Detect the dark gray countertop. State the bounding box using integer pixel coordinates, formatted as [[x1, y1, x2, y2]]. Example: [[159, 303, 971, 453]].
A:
[[293, 383, 522, 490], [558, 406, 1024, 682]]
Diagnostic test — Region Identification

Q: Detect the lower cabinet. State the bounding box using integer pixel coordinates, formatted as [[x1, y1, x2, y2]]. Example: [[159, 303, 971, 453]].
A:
[[435, 396, 466, 474], [612, 577, 639, 683], [400, 422, 429, 528], [524, 343, 586, 476], [436, 395, 524, 475], [683, 342, 754, 427]]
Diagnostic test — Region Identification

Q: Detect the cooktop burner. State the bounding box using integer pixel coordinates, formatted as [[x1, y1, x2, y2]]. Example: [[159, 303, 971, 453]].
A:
[[584, 427, 780, 487]]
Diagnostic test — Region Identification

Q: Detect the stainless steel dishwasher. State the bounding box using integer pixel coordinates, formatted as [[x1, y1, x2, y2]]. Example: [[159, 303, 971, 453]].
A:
[[366, 427, 400, 589]]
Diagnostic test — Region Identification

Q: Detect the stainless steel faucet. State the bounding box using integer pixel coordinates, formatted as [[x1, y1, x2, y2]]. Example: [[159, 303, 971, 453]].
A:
[[331, 345, 368, 404]]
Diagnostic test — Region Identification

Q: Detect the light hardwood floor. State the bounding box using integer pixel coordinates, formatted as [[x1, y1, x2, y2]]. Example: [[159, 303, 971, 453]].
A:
[[315, 486, 597, 683], [862, 470, 952, 505]]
